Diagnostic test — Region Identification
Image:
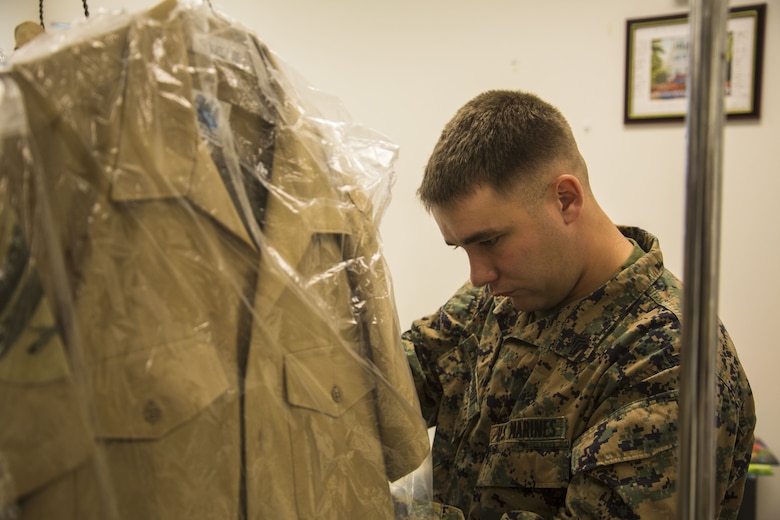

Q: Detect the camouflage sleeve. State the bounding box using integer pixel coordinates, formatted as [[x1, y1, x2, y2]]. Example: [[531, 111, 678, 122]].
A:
[[566, 391, 679, 519], [559, 326, 752, 520], [564, 381, 753, 519], [402, 281, 484, 428], [711, 323, 756, 519]]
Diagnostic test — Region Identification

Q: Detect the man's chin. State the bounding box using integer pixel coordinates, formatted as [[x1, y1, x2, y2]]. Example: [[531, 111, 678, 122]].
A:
[[509, 295, 534, 312], [493, 288, 550, 313], [509, 294, 552, 314]]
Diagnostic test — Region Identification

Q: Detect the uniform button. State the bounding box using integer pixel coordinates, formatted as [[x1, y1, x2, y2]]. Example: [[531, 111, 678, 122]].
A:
[[143, 399, 163, 424], [331, 385, 343, 403]]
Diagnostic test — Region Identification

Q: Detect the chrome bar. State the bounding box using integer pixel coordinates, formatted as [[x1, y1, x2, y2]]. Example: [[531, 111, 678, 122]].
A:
[[679, 0, 729, 518]]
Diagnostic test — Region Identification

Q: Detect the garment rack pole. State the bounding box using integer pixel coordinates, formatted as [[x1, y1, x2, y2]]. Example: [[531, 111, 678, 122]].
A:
[[678, 0, 729, 518]]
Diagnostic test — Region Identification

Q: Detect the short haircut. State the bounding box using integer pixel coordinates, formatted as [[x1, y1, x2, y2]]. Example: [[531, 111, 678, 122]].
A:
[[418, 90, 586, 211]]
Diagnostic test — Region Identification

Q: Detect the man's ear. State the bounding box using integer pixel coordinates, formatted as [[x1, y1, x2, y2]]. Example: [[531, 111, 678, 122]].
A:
[[555, 175, 584, 224]]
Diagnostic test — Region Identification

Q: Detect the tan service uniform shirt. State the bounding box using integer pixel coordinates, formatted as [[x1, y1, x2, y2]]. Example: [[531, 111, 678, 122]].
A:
[[0, 2, 429, 518]]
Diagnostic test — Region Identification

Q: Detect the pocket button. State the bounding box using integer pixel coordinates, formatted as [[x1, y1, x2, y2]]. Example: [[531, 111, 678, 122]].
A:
[[331, 385, 343, 403], [143, 399, 163, 424]]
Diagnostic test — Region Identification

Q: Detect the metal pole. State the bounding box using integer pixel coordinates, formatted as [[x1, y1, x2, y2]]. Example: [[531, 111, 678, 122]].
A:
[[679, 0, 729, 518]]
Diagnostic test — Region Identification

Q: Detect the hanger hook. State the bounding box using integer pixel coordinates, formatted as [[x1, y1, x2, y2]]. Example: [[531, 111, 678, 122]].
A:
[[38, 0, 89, 30]]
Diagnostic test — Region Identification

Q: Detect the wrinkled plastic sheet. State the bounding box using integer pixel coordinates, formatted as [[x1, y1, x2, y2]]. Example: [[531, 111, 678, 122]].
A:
[[0, 1, 432, 518]]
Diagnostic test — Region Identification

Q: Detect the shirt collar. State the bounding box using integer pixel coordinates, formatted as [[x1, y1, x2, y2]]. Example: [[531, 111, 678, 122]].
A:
[[496, 227, 665, 361]]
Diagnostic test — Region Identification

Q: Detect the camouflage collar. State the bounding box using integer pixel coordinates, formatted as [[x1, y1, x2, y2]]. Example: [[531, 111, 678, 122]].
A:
[[498, 227, 665, 362]]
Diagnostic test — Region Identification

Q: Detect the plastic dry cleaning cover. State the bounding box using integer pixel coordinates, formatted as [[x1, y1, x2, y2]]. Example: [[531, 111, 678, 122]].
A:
[[0, 1, 432, 519]]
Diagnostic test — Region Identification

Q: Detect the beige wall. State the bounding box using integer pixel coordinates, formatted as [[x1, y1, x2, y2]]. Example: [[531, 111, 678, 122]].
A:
[[3, 0, 779, 516]]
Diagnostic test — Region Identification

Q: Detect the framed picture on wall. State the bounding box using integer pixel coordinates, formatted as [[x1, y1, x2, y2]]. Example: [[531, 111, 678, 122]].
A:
[[624, 3, 766, 124]]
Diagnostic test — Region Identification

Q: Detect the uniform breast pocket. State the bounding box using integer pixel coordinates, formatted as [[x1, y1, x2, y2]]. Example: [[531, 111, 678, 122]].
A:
[[90, 338, 232, 440], [284, 345, 388, 517], [85, 337, 239, 518], [477, 417, 571, 489], [284, 345, 377, 419]]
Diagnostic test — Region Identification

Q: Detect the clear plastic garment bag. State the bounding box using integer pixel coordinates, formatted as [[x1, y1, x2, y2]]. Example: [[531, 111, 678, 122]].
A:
[[0, 2, 432, 518]]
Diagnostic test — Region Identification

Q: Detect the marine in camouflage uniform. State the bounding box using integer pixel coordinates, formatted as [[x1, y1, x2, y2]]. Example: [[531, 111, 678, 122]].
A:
[[402, 90, 756, 519], [404, 226, 755, 519]]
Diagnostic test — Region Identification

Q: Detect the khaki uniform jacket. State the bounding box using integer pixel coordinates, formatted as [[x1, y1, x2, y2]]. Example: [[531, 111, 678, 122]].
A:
[[0, 2, 429, 519]]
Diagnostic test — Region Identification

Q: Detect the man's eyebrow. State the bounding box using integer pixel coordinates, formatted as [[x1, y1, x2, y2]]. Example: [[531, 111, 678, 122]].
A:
[[445, 229, 502, 247]]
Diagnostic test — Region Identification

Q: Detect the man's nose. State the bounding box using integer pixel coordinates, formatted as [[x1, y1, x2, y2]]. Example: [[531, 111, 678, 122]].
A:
[[469, 255, 498, 288]]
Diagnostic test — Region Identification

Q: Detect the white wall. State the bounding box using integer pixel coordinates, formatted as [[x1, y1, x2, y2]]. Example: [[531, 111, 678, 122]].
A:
[[3, 0, 779, 516]]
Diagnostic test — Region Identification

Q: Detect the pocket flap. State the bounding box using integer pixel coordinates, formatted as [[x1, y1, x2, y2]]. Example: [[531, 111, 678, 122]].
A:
[[571, 391, 678, 475], [284, 346, 376, 418], [91, 340, 230, 439]]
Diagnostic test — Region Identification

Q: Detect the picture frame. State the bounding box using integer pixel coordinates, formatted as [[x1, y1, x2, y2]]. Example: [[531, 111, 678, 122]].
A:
[[624, 4, 766, 124]]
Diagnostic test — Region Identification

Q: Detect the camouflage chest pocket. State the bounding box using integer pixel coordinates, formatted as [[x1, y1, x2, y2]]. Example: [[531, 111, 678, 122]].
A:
[[434, 334, 482, 443], [477, 417, 570, 489]]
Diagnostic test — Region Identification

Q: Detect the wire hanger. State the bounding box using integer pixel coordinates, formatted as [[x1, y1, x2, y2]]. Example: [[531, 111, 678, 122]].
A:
[[38, 0, 90, 30]]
